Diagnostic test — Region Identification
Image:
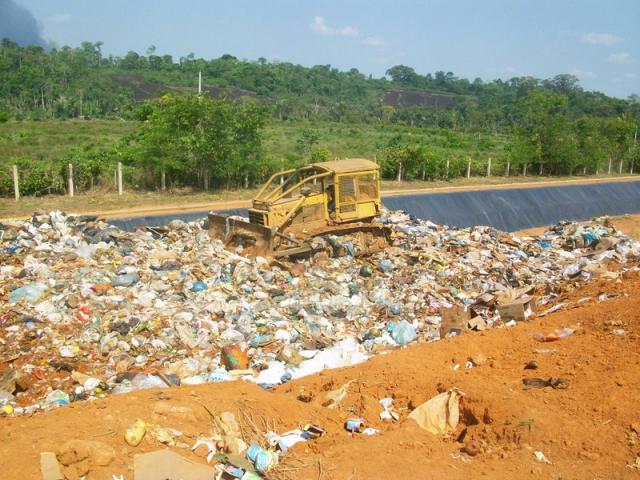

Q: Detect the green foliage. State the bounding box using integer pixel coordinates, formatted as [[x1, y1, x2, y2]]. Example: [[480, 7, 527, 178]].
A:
[[511, 90, 638, 175], [310, 146, 331, 163], [296, 128, 320, 156], [1, 40, 637, 135], [124, 93, 269, 189]]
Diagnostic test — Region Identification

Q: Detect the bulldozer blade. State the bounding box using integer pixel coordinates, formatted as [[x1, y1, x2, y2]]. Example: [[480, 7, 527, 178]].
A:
[[208, 213, 274, 257]]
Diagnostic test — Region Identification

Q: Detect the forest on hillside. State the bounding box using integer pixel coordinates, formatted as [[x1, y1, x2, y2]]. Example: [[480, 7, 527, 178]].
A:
[[0, 40, 639, 196]]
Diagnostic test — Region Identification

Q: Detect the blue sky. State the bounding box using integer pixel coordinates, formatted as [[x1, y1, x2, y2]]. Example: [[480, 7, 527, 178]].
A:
[[16, 0, 640, 98]]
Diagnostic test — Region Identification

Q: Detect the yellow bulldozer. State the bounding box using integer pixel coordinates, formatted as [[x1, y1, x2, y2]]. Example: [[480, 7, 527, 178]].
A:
[[208, 158, 390, 258]]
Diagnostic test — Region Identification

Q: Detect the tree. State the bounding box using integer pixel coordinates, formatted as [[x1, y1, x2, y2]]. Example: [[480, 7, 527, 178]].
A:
[[385, 65, 419, 86], [296, 128, 320, 159], [512, 90, 577, 175], [127, 93, 269, 190]]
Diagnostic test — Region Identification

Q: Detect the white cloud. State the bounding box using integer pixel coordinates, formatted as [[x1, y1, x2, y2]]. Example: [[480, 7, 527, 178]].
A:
[[311, 16, 358, 37], [608, 52, 632, 64], [580, 32, 623, 46], [47, 13, 72, 24], [569, 68, 596, 79], [362, 36, 386, 47]]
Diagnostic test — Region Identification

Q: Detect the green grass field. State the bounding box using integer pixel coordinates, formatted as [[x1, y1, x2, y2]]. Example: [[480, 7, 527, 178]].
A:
[[2, 118, 634, 219], [0, 119, 135, 161], [0, 118, 509, 166]]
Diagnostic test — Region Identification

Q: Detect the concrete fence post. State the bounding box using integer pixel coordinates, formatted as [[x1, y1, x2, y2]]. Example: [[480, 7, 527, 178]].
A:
[[446, 158, 450, 178], [117, 162, 123, 195], [487, 157, 492, 177], [505, 159, 510, 177], [618, 159, 623, 175], [466, 157, 471, 179], [68, 163, 74, 197], [12, 164, 19, 201], [161, 169, 166, 191], [608, 157, 612, 174], [523, 163, 527, 177]]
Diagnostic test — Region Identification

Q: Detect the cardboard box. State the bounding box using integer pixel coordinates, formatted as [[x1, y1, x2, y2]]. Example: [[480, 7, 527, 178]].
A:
[[497, 295, 536, 322], [440, 305, 470, 337]]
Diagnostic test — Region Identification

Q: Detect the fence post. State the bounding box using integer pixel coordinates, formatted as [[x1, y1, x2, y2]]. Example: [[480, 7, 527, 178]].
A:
[[466, 157, 471, 179], [539, 163, 543, 175], [161, 169, 166, 191], [117, 162, 123, 195], [608, 157, 612, 174], [12, 165, 19, 201], [68, 163, 74, 197], [506, 159, 510, 177], [618, 160, 623, 175], [523, 163, 527, 177], [445, 158, 450, 178], [487, 157, 492, 177]]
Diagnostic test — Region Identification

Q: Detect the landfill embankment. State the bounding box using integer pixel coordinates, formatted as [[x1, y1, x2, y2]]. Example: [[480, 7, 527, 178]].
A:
[[100, 177, 640, 233], [3, 175, 639, 228], [0, 271, 639, 479]]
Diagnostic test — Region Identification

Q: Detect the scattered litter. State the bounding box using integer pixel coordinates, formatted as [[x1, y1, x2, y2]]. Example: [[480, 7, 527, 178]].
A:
[[533, 327, 575, 342], [534, 450, 552, 464], [538, 303, 568, 317], [345, 418, 367, 433], [343, 419, 380, 436], [191, 439, 216, 463], [379, 397, 399, 421], [408, 388, 464, 434], [124, 419, 147, 447], [40, 452, 63, 480], [322, 380, 354, 409], [1, 211, 637, 415], [133, 449, 216, 480], [266, 424, 324, 453], [246, 444, 279, 473], [523, 377, 569, 389]]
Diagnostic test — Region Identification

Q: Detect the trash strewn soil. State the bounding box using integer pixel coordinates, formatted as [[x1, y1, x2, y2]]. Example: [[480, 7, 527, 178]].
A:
[[1, 211, 640, 479], [0, 269, 637, 479]]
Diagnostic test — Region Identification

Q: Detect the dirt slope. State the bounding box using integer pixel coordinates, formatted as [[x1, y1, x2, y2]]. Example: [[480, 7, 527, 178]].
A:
[[1, 270, 639, 479]]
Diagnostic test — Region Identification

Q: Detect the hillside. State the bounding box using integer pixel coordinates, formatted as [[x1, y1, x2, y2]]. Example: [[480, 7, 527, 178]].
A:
[[1, 40, 637, 131]]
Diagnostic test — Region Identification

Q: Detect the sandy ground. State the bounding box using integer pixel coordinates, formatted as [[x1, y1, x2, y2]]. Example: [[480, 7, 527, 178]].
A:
[[1, 264, 640, 478]]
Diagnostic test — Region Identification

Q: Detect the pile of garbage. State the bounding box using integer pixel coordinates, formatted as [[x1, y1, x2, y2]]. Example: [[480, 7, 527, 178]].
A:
[[0, 211, 638, 415]]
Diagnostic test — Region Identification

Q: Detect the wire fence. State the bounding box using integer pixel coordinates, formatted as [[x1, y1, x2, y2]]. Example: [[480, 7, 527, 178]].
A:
[[2, 156, 637, 201]]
